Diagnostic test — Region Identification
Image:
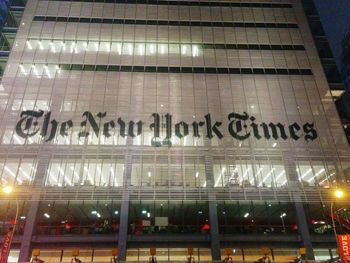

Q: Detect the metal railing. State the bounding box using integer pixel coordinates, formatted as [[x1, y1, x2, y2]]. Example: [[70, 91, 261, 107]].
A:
[[23, 260, 330, 263], [0, 185, 347, 203]]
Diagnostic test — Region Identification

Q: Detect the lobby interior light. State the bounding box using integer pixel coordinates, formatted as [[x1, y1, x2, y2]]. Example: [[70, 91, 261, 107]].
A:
[[44, 213, 50, 219], [244, 213, 249, 218], [114, 210, 119, 215], [280, 213, 287, 218]]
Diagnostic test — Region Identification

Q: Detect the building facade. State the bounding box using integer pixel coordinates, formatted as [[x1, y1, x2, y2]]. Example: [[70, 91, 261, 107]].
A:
[[302, 0, 350, 144], [0, 0, 350, 262], [343, 30, 350, 92], [0, 0, 26, 81]]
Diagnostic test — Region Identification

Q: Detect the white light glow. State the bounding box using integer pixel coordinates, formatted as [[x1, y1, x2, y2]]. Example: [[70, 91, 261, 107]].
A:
[[275, 170, 286, 182], [138, 44, 144, 55], [44, 65, 51, 78], [26, 41, 32, 50], [192, 45, 199, 56], [320, 172, 335, 184], [250, 167, 263, 185], [259, 168, 275, 187], [300, 168, 312, 180], [182, 45, 187, 55], [150, 44, 155, 54], [240, 168, 250, 183], [214, 167, 226, 187], [50, 42, 56, 53], [128, 44, 133, 55], [13, 134, 22, 144], [307, 168, 325, 183], [61, 41, 66, 51], [160, 44, 165, 54], [56, 65, 61, 74], [48, 171, 58, 184], [19, 167, 30, 180], [4, 166, 16, 178]]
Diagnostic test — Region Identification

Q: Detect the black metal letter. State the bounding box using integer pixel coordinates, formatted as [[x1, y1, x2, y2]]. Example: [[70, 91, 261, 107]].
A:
[[103, 120, 116, 138], [60, 120, 73, 137], [303, 122, 318, 142], [15, 110, 44, 139], [289, 122, 301, 140], [150, 113, 161, 146], [204, 114, 223, 139], [175, 122, 189, 138], [250, 116, 261, 140], [228, 112, 250, 140]]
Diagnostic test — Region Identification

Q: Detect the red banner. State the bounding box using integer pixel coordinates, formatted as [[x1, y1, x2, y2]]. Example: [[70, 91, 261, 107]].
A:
[[0, 228, 13, 263], [338, 234, 350, 263]]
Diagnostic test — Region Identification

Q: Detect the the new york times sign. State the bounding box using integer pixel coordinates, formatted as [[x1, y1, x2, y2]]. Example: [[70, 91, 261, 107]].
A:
[[15, 110, 318, 145]]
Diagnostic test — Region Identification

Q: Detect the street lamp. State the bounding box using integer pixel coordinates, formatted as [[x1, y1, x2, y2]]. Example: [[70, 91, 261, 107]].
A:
[[330, 189, 345, 252], [280, 212, 287, 233], [2, 186, 13, 194], [1, 185, 19, 263]]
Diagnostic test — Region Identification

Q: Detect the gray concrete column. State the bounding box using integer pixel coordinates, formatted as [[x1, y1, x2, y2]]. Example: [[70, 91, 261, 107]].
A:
[[204, 151, 221, 261], [118, 139, 132, 261], [294, 201, 315, 260], [208, 197, 221, 261], [284, 153, 315, 260], [18, 197, 40, 262], [117, 197, 129, 261], [18, 148, 52, 262]]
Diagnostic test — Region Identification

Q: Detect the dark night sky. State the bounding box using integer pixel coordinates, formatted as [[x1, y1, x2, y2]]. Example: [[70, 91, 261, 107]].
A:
[[314, 0, 350, 70]]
